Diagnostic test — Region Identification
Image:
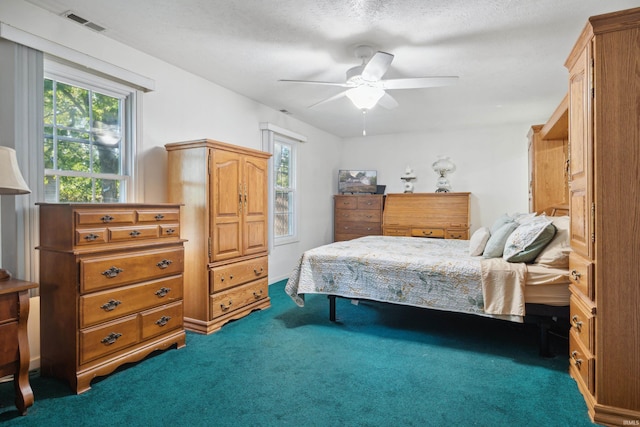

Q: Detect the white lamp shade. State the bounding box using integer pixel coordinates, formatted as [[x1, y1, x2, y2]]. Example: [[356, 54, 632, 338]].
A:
[[0, 146, 31, 195], [346, 86, 385, 110]]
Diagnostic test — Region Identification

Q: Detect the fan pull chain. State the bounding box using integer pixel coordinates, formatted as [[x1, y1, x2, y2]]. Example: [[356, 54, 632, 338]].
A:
[[361, 109, 367, 136]]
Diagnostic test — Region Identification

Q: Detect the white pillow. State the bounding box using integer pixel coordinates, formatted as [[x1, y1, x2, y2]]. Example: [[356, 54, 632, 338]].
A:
[[534, 216, 571, 267], [469, 227, 491, 256]]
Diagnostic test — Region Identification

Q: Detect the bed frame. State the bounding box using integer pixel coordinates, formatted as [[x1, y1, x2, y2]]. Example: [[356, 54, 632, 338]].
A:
[[326, 295, 569, 357]]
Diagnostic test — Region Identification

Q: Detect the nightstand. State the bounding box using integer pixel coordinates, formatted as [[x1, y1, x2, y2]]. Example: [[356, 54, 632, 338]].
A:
[[0, 278, 37, 415]]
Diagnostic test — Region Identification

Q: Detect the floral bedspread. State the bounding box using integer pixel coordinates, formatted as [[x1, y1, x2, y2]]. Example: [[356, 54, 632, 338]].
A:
[[285, 235, 523, 322]]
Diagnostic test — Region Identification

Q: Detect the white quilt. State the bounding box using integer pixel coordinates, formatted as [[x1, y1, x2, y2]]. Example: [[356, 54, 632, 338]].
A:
[[285, 236, 527, 322]]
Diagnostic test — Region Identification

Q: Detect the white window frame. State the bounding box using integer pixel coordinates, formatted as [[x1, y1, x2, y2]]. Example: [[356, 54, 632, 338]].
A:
[[260, 123, 306, 249], [43, 58, 139, 202]]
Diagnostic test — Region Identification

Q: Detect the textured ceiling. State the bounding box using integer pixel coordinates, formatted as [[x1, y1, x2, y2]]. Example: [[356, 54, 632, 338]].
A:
[[23, 0, 640, 137]]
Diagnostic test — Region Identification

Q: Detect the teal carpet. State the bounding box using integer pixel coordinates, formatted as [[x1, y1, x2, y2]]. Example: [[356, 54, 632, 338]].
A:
[[1, 280, 596, 426]]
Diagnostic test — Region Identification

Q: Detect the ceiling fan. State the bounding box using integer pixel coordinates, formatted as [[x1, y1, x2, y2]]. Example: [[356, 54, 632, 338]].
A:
[[279, 45, 459, 111]]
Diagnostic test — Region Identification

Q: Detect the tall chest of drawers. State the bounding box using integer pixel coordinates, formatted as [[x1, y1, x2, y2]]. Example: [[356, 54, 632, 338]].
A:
[[37, 203, 186, 394], [334, 194, 384, 242]]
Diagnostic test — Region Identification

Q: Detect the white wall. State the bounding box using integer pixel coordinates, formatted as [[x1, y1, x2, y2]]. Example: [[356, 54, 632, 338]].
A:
[[340, 123, 531, 233]]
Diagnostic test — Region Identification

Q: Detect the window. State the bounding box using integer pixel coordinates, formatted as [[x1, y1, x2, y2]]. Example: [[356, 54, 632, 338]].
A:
[[260, 123, 306, 247], [43, 61, 135, 202], [274, 137, 295, 239]]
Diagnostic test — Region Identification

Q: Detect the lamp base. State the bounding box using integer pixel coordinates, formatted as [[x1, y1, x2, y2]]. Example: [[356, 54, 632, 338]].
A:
[[0, 268, 12, 281]]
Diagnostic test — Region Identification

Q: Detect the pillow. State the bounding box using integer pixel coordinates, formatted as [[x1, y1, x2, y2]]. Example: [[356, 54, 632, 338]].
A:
[[469, 227, 491, 256], [503, 218, 556, 263], [483, 222, 519, 258], [489, 214, 515, 234], [534, 215, 571, 267], [512, 212, 538, 224]]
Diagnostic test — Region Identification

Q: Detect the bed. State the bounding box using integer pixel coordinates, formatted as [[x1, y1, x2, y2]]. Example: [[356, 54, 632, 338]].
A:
[[285, 214, 571, 356]]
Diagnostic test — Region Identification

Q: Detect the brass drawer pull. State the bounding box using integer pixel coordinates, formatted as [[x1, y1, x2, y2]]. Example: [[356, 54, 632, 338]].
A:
[[165, 228, 176, 235], [156, 259, 173, 269], [101, 215, 114, 223], [155, 315, 172, 327], [253, 289, 263, 299], [254, 267, 264, 275], [155, 214, 165, 220], [84, 233, 100, 241], [220, 300, 233, 311], [155, 287, 171, 297], [101, 332, 122, 345], [129, 230, 141, 237], [570, 351, 583, 368], [100, 299, 122, 311], [571, 315, 583, 332], [101, 266, 124, 278], [570, 270, 582, 281], [422, 231, 433, 236]]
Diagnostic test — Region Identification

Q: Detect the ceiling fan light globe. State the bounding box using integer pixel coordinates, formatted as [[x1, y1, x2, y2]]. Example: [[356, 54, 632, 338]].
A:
[[346, 86, 385, 110]]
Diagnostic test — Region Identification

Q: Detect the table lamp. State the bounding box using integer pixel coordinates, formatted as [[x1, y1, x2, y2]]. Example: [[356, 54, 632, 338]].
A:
[[0, 146, 31, 281], [432, 156, 456, 192]]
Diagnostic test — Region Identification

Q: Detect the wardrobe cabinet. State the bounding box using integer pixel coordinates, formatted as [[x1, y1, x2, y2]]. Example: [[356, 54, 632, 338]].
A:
[[166, 139, 271, 334], [38, 203, 186, 394], [565, 8, 640, 426]]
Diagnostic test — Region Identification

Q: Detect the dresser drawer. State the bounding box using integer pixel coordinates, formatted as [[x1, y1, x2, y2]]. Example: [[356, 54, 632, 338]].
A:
[[109, 225, 160, 242], [357, 197, 382, 210], [210, 256, 268, 293], [210, 278, 268, 319], [411, 228, 445, 238], [334, 196, 357, 209], [570, 294, 595, 353], [80, 276, 183, 328], [383, 227, 410, 236], [137, 209, 180, 223], [0, 322, 18, 368], [80, 315, 139, 365], [160, 224, 180, 238], [76, 210, 135, 226], [335, 209, 381, 223], [0, 292, 18, 323], [75, 228, 108, 246], [80, 247, 184, 293], [140, 301, 183, 340], [446, 229, 468, 240], [569, 330, 595, 394], [569, 252, 593, 300], [335, 222, 381, 236]]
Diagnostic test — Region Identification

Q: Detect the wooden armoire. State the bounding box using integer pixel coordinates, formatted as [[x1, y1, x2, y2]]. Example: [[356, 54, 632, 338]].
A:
[[565, 8, 640, 426], [165, 139, 271, 334], [528, 94, 569, 215]]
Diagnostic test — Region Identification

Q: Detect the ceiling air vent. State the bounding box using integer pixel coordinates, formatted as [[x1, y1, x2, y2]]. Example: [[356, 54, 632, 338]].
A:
[[62, 11, 106, 32]]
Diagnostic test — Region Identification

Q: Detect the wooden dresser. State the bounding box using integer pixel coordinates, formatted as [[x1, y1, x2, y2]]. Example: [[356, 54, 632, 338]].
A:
[[565, 8, 640, 426], [0, 278, 37, 415], [382, 193, 470, 239], [334, 194, 384, 241], [165, 139, 271, 334], [528, 94, 569, 215], [37, 203, 186, 394]]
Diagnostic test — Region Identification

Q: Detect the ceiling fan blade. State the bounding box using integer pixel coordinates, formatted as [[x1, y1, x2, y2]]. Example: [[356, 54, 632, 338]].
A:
[[361, 51, 394, 82], [278, 79, 350, 87], [382, 76, 459, 90], [377, 92, 399, 109], [308, 90, 348, 108]]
